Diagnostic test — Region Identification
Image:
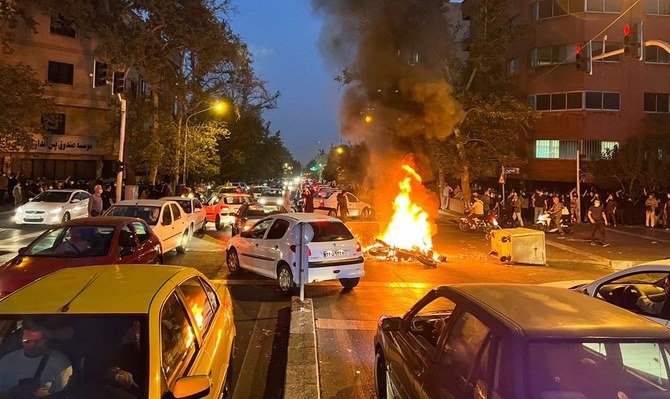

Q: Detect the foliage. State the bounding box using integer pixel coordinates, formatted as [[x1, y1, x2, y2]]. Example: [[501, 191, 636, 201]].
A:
[[0, 61, 53, 150], [321, 144, 370, 193], [185, 121, 231, 183]]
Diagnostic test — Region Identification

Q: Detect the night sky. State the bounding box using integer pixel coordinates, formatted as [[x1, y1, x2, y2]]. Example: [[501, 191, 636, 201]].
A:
[[230, 0, 341, 164]]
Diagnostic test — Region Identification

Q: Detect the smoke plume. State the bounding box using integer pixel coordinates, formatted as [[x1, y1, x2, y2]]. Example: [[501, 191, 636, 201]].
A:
[[311, 0, 464, 226]]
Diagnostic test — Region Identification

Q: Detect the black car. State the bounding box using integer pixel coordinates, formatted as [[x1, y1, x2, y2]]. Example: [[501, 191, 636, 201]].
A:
[[375, 284, 670, 399], [231, 202, 289, 235]]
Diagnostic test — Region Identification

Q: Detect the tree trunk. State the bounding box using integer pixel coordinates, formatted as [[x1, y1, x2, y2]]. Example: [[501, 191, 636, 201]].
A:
[[174, 107, 184, 187], [149, 90, 160, 185], [453, 128, 472, 203]]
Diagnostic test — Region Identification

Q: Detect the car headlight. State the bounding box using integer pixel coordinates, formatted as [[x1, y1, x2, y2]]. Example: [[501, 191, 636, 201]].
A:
[[259, 199, 266, 204], [15, 207, 23, 214], [49, 207, 62, 214], [277, 199, 284, 205]]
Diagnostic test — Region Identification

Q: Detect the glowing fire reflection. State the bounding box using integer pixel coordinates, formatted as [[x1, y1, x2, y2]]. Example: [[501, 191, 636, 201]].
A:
[[379, 163, 435, 254]]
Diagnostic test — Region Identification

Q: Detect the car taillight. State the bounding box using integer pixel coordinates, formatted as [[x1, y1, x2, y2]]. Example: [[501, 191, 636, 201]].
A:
[[289, 245, 312, 256], [355, 242, 361, 253]]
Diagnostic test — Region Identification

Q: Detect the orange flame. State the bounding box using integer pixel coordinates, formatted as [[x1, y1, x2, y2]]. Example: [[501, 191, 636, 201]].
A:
[[379, 162, 435, 254]]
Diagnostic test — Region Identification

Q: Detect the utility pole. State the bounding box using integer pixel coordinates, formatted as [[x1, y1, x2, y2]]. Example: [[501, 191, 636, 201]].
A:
[[576, 150, 581, 223], [116, 93, 127, 203]]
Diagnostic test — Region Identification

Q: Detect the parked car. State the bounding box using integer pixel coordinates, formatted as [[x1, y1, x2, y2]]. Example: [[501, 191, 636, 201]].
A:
[[0, 217, 162, 298], [226, 213, 364, 294], [14, 189, 91, 225], [105, 200, 191, 254], [375, 284, 670, 399], [161, 196, 206, 236], [544, 259, 670, 327], [314, 189, 373, 220], [231, 202, 290, 236], [0, 265, 235, 398], [204, 193, 253, 231]]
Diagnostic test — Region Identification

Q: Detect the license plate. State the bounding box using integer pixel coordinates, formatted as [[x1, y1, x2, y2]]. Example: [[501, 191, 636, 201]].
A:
[[24, 218, 43, 222], [323, 249, 346, 258]]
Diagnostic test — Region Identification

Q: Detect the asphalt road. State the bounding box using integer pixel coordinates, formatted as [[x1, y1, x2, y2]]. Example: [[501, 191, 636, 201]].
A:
[[1, 210, 669, 398]]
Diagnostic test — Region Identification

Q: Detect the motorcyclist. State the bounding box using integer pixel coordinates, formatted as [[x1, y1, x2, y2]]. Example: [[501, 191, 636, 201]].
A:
[[465, 193, 485, 224]]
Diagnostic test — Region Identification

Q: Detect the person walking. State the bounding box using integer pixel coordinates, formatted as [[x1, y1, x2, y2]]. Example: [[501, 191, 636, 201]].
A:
[[645, 193, 659, 228], [101, 185, 115, 210], [441, 183, 453, 211], [588, 198, 609, 247], [532, 190, 545, 224], [511, 193, 523, 227], [302, 188, 314, 213], [11, 183, 21, 208], [605, 194, 617, 227], [88, 185, 103, 217], [336, 190, 349, 223]]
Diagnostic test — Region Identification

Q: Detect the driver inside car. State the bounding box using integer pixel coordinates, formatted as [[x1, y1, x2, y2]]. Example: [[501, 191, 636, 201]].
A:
[[53, 229, 92, 255], [633, 274, 670, 315]]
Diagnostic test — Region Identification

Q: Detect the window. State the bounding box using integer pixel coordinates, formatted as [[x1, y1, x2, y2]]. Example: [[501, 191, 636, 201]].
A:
[[587, 0, 621, 11], [508, 58, 520, 75], [47, 61, 74, 85], [409, 296, 455, 350], [529, 92, 583, 111], [440, 312, 491, 381], [551, 93, 567, 110], [600, 141, 619, 156], [308, 221, 354, 242], [602, 92, 620, 110], [535, 140, 560, 158], [161, 293, 198, 383], [161, 206, 172, 225], [266, 219, 290, 240], [532, 0, 584, 18], [179, 277, 217, 334], [201, 279, 220, 313], [133, 221, 150, 244], [170, 204, 182, 220], [346, 193, 357, 203], [531, 45, 571, 66], [591, 41, 622, 62], [50, 14, 75, 37], [118, 225, 137, 254], [567, 92, 583, 109], [645, 93, 670, 113], [41, 113, 66, 135], [647, 0, 670, 14], [246, 218, 273, 239], [585, 91, 620, 110], [645, 46, 670, 64]]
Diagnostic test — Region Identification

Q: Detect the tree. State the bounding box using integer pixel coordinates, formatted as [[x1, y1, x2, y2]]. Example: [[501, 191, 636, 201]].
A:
[[322, 144, 370, 193]]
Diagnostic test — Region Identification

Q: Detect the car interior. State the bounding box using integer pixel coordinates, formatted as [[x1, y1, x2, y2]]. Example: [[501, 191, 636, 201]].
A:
[[0, 315, 148, 399], [107, 207, 160, 226], [409, 311, 453, 349], [28, 227, 114, 258], [596, 273, 669, 317]]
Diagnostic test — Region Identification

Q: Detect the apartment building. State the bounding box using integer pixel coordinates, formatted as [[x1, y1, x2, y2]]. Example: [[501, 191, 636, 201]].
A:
[[0, 4, 142, 181], [466, 0, 670, 182]]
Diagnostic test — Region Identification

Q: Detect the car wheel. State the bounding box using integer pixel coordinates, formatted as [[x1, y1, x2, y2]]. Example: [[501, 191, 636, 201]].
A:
[[175, 231, 188, 254], [216, 215, 223, 231], [277, 263, 296, 296], [458, 220, 469, 232], [227, 248, 241, 274], [375, 350, 389, 399], [62, 212, 71, 223], [339, 277, 360, 289]]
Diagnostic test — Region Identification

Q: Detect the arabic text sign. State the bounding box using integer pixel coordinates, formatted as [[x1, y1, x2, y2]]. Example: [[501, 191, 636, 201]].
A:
[[33, 135, 98, 154]]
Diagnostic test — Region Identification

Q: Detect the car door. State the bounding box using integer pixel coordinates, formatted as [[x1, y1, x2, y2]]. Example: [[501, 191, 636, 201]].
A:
[[132, 221, 160, 263], [68, 192, 86, 218], [257, 218, 291, 275], [346, 193, 360, 217], [193, 199, 205, 229], [78, 192, 91, 217], [117, 224, 142, 263], [170, 203, 186, 236], [159, 205, 178, 250], [238, 218, 274, 275], [176, 277, 231, 397], [385, 294, 455, 398]]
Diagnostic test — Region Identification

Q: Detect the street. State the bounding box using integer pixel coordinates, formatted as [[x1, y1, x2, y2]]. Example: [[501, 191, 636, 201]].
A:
[[1, 209, 668, 398]]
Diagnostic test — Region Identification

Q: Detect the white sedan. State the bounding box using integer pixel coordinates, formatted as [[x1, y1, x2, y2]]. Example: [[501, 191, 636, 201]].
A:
[[161, 196, 206, 236], [314, 190, 374, 219], [15, 189, 90, 225], [105, 199, 191, 254], [226, 213, 365, 295], [545, 259, 670, 327]]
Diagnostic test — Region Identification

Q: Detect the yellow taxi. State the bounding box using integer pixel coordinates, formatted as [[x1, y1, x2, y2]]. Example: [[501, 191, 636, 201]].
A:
[[0, 265, 235, 399]]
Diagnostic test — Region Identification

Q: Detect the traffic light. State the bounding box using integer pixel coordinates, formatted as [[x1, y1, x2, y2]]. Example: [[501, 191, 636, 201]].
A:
[[623, 22, 642, 58], [112, 72, 125, 94], [93, 61, 108, 87], [575, 45, 590, 73]]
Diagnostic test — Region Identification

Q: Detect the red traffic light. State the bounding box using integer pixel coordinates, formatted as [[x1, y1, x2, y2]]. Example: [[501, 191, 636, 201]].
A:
[[575, 45, 581, 54], [623, 23, 631, 36]]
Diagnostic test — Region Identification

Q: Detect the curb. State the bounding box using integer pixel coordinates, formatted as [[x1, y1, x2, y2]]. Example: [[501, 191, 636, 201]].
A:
[[283, 296, 320, 399]]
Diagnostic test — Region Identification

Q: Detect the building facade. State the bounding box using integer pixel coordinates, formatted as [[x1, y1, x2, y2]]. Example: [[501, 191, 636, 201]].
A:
[[1, 4, 122, 181], [467, 0, 670, 183]]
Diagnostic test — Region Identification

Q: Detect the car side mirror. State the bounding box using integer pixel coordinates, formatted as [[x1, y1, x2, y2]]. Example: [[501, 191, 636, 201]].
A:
[[71, 198, 80, 203], [28, 197, 33, 202], [380, 316, 402, 332], [172, 375, 210, 399], [18, 247, 27, 255]]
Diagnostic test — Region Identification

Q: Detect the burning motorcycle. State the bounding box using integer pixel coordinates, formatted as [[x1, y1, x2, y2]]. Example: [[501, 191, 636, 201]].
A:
[[534, 212, 574, 234], [458, 213, 500, 233]]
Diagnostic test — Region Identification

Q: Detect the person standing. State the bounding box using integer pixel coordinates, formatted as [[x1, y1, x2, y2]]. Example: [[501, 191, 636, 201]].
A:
[[663, 193, 670, 231], [605, 194, 617, 227], [101, 185, 115, 211], [336, 190, 349, 223], [511, 193, 523, 227], [12, 183, 21, 208], [302, 188, 314, 213], [88, 185, 103, 217], [533, 190, 545, 224], [548, 196, 564, 235], [588, 198, 609, 247], [441, 183, 453, 211], [645, 193, 659, 228]]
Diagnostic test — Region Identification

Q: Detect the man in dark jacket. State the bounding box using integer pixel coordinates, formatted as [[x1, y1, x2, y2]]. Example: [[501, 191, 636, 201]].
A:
[[336, 190, 349, 223]]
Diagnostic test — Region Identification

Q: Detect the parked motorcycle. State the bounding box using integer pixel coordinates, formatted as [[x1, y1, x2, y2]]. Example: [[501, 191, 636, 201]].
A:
[[534, 212, 574, 234], [459, 213, 500, 233]]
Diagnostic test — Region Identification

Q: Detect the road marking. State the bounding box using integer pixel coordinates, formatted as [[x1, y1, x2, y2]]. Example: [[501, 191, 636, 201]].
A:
[[316, 318, 377, 331], [606, 228, 670, 244], [545, 240, 610, 265]]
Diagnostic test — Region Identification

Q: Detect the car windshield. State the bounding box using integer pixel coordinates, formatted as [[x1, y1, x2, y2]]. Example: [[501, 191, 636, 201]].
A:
[[242, 204, 283, 217], [25, 226, 115, 257], [31, 191, 71, 203], [224, 196, 247, 205], [261, 190, 283, 197], [308, 221, 354, 242], [0, 315, 148, 398], [106, 206, 160, 226], [527, 340, 670, 399], [175, 200, 192, 214]]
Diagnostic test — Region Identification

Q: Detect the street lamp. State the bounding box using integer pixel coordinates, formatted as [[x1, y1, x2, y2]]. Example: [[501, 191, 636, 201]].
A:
[[364, 115, 373, 123], [335, 146, 345, 155], [183, 100, 228, 185]]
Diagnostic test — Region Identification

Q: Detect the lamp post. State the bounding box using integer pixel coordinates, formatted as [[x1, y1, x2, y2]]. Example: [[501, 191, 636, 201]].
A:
[[116, 93, 126, 203], [183, 101, 227, 185]]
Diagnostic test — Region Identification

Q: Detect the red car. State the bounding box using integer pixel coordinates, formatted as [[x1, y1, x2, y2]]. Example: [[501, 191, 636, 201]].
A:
[[0, 217, 162, 297], [204, 193, 253, 231]]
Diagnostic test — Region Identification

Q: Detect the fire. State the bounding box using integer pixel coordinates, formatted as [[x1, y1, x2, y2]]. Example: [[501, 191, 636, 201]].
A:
[[379, 163, 435, 254]]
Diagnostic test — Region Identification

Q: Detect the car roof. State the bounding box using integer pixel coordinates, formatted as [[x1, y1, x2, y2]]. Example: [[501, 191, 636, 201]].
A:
[[161, 196, 191, 201], [281, 212, 340, 223], [59, 216, 143, 227], [115, 199, 170, 207], [220, 193, 250, 197], [0, 265, 191, 314], [42, 189, 82, 193], [635, 259, 670, 268], [442, 284, 670, 340]]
